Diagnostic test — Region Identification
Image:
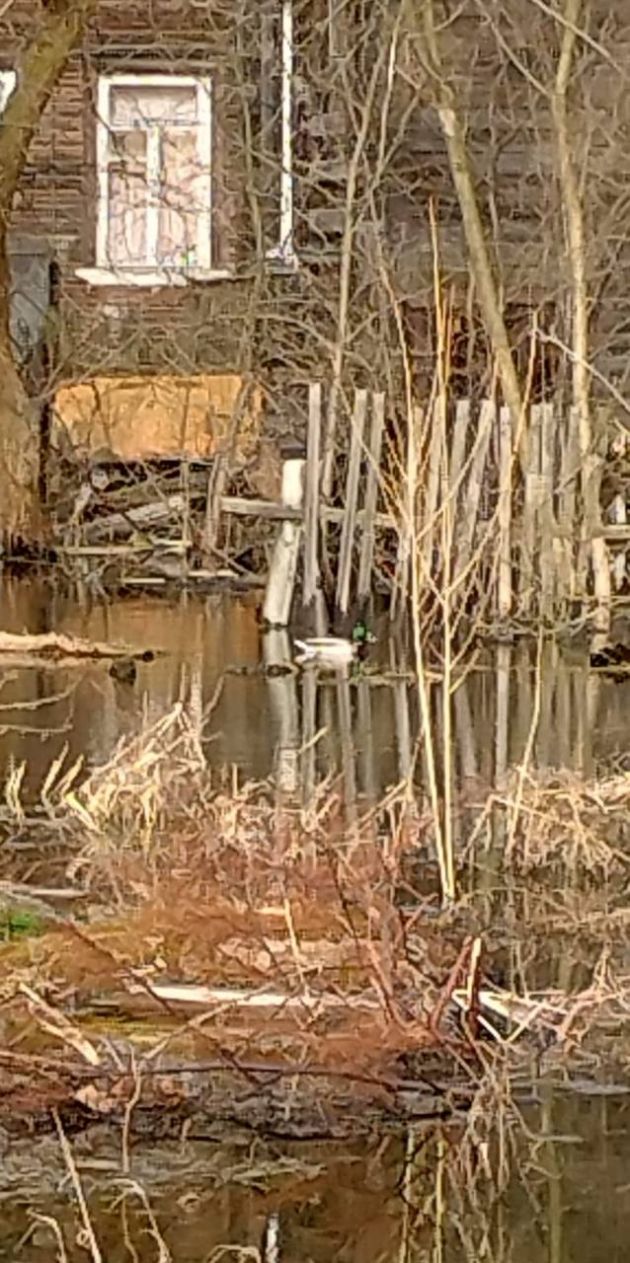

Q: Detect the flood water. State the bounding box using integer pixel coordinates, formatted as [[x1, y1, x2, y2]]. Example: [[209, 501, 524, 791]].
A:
[[1, 576, 629, 803], [2, 576, 630, 1260], [3, 1093, 630, 1261]]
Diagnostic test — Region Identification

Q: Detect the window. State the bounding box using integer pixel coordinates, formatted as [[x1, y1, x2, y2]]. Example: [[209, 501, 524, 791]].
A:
[[0, 70, 16, 114], [95, 74, 213, 281]]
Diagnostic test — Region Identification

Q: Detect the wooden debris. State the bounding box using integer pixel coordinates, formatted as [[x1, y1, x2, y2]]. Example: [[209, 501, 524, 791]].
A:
[[0, 631, 155, 661]]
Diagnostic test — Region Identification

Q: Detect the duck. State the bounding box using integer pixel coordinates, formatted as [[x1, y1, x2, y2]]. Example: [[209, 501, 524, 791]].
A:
[[294, 620, 376, 666]]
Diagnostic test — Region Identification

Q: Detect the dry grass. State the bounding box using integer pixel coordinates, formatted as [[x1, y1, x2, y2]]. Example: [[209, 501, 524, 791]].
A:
[[0, 707, 479, 1126], [2, 706, 630, 1129], [465, 766, 630, 875]]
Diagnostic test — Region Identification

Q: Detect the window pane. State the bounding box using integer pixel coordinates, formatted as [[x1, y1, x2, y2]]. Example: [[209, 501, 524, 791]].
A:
[[157, 129, 207, 267], [107, 130, 149, 265], [110, 85, 198, 128]]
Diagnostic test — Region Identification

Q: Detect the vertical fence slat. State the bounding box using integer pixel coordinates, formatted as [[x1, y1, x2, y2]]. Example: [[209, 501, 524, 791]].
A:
[[263, 458, 305, 627], [422, 398, 444, 575], [449, 398, 470, 496], [557, 403, 580, 606], [539, 402, 556, 619], [454, 399, 494, 584], [335, 388, 367, 616], [303, 382, 322, 608], [610, 432, 628, 591], [520, 404, 541, 613], [357, 391, 385, 603], [497, 405, 512, 620], [391, 404, 422, 621]]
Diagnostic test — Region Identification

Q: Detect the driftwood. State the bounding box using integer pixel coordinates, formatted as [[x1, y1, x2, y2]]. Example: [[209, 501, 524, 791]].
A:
[[0, 631, 154, 661]]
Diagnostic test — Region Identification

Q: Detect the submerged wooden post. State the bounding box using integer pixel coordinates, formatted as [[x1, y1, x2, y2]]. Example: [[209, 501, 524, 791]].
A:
[[357, 391, 385, 604], [336, 674, 357, 825], [263, 453, 305, 627], [335, 388, 367, 616], [300, 667, 318, 818], [264, 629, 300, 798], [357, 678, 377, 804]]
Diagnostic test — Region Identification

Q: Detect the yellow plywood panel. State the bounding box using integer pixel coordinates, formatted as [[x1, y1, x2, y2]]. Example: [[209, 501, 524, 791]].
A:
[[53, 374, 262, 461]]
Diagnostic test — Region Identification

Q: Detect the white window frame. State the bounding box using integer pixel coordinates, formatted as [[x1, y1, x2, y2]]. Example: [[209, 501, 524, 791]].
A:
[[79, 72, 231, 288], [0, 70, 17, 115], [265, 0, 297, 270]]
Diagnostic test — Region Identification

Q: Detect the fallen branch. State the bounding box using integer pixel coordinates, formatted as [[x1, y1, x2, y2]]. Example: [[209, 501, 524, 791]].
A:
[[0, 631, 155, 661]]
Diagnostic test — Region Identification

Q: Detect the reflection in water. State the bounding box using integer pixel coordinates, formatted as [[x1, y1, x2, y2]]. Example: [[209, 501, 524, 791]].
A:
[[0, 579, 629, 804], [3, 1095, 630, 1261]]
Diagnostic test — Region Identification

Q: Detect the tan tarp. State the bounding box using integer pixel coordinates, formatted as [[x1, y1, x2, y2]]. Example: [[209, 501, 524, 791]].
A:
[[53, 373, 262, 462]]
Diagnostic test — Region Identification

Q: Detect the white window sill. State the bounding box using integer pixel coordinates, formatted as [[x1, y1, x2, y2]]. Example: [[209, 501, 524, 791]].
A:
[[75, 266, 234, 288]]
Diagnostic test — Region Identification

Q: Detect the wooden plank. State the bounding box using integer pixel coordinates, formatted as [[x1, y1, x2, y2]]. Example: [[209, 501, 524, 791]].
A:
[[303, 382, 322, 607], [497, 405, 512, 620], [335, 388, 367, 615], [221, 496, 394, 528], [603, 524, 630, 541], [357, 391, 385, 602], [221, 496, 301, 521], [262, 459, 305, 627]]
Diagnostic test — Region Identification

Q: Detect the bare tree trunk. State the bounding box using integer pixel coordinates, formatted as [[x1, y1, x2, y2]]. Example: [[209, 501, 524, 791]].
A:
[[407, 0, 526, 461], [0, 0, 98, 540]]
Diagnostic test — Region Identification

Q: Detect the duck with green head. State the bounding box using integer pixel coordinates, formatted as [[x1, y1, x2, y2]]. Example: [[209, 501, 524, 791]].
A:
[[294, 619, 376, 666]]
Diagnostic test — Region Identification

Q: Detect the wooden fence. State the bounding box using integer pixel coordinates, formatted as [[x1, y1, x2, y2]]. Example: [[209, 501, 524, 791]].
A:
[[58, 380, 628, 629], [254, 386, 627, 630]]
